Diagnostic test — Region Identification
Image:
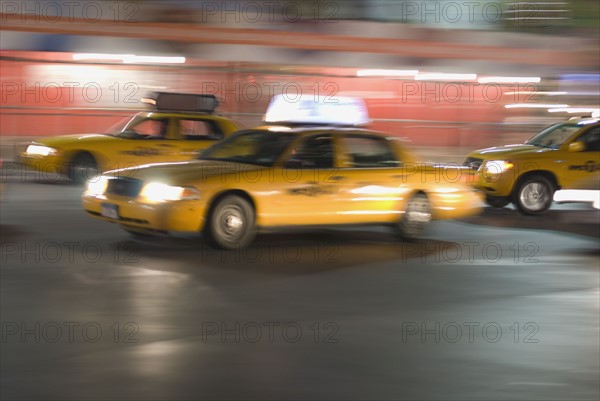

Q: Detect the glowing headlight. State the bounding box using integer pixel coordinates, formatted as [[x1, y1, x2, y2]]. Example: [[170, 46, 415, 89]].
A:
[[26, 144, 57, 156], [483, 160, 514, 174], [86, 176, 109, 196], [140, 182, 199, 203]]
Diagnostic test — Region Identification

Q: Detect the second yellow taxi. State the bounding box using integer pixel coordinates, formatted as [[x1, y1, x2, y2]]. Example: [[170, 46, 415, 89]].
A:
[[20, 93, 240, 184]]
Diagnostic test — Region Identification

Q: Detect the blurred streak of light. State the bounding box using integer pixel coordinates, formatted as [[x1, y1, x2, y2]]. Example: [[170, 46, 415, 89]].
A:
[[124, 56, 185, 64], [73, 53, 134, 61], [415, 73, 477, 81], [505, 104, 569, 109], [504, 91, 568, 96], [547, 107, 600, 114], [356, 69, 419, 77], [73, 53, 186, 64], [478, 76, 541, 84]]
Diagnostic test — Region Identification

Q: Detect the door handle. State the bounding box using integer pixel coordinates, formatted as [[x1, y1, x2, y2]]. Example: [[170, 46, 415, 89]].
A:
[[330, 176, 346, 181], [156, 144, 174, 147]]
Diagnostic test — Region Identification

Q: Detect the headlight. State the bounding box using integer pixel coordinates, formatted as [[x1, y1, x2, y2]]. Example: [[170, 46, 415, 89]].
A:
[[86, 176, 109, 196], [26, 144, 57, 156], [139, 182, 199, 203], [483, 160, 514, 174]]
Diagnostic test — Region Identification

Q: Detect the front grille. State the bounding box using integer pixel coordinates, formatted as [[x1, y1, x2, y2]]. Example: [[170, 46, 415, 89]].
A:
[[463, 157, 483, 170], [106, 177, 144, 198]]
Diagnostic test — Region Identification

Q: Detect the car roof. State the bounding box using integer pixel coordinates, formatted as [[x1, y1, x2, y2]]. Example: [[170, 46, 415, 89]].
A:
[[566, 117, 600, 126], [253, 124, 391, 136], [134, 111, 232, 120]]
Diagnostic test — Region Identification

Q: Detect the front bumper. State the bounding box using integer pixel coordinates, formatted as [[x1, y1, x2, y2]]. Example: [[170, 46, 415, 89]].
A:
[[430, 189, 485, 220], [470, 170, 516, 197], [82, 194, 207, 232], [20, 153, 69, 176]]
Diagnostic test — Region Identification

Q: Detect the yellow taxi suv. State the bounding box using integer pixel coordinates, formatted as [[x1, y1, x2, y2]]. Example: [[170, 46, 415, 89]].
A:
[[464, 117, 600, 215], [82, 95, 483, 250], [20, 93, 240, 184]]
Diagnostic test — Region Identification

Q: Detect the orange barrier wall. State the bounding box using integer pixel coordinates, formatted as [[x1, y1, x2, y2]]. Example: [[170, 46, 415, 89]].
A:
[[1, 51, 515, 148]]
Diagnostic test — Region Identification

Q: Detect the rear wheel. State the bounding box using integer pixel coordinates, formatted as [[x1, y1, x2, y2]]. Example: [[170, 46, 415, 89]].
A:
[[69, 153, 99, 185], [397, 193, 432, 240], [206, 195, 256, 250], [513, 175, 554, 215]]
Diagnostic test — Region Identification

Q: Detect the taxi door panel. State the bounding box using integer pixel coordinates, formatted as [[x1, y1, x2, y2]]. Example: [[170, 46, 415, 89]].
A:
[[257, 134, 345, 226], [560, 126, 600, 188], [171, 118, 225, 161], [332, 134, 409, 224]]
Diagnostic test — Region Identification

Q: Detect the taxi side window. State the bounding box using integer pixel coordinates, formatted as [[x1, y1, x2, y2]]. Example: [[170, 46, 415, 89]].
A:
[[179, 119, 223, 141], [341, 135, 400, 168], [577, 127, 600, 152], [131, 119, 168, 139], [285, 135, 334, 169]]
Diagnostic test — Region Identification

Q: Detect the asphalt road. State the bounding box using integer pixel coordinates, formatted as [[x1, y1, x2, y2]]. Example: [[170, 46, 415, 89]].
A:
[[1, 174, 599, 401]]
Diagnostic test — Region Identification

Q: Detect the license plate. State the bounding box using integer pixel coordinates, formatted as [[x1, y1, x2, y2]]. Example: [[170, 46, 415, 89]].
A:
[[101, 203, 119, 220]]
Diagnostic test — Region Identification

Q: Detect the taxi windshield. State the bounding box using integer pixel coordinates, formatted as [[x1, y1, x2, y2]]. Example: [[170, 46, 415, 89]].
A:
[[104, 115, 145, 136], [198, 130, 297, 166], [525, 123, 580, 149]]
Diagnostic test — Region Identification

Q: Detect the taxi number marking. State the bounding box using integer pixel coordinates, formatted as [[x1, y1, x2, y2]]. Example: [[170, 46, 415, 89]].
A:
[[120, 147, 165, 156], [568, 161, 600, 172], [288, 184, 336, 197]]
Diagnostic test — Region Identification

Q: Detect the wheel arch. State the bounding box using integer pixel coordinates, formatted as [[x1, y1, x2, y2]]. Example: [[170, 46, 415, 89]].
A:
[[512, 170, 559, 196], [68, 150, 99, 167]]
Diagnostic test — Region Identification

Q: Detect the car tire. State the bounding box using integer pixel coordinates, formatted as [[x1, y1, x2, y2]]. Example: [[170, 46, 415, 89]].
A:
[[485, 195, 510, 208], [397, 192, 432, 240], [69, 153, 99, 185], [206, 194, 256, 250], [513, 175, 554, 215]]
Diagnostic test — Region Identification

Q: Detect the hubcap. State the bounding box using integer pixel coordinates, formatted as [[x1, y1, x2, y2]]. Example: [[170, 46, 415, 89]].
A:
[[217, 205, 244, 241], [403, 196, 432, 237], [225, 215, 243, 230], [520, 182, 548, 211]]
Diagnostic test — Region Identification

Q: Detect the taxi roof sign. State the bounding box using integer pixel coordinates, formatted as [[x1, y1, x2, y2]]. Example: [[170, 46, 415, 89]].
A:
[[264, 95, 370, 126], [141, 92, 219, 113]]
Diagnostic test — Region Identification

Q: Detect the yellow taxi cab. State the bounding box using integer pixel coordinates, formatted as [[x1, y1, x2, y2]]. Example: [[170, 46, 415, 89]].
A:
[[82, 95, 483, 249], [20, 93, 240, 184], [464, 117, 600, 214]]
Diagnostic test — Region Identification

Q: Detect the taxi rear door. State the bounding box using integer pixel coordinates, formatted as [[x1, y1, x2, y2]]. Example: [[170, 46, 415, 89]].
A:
[[330, 133, 410, 224], [168, 117, 227, 161]]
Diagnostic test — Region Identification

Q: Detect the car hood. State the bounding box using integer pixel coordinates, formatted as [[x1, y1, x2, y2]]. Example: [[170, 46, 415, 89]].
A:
[[34, 134, 117, 148], [468, 144, 553, 159], [107, 160, 267, 184]]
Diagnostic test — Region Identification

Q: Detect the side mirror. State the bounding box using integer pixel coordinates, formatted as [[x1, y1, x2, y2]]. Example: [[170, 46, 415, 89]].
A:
[[568, 141, 585, 152]]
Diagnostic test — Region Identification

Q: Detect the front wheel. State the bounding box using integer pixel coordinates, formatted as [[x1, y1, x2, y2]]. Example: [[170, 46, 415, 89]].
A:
[[397, 193, 432, 240], [69, 153, 99, 185], [513, 175, 554, 215], [206, 195, 256, 250]]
